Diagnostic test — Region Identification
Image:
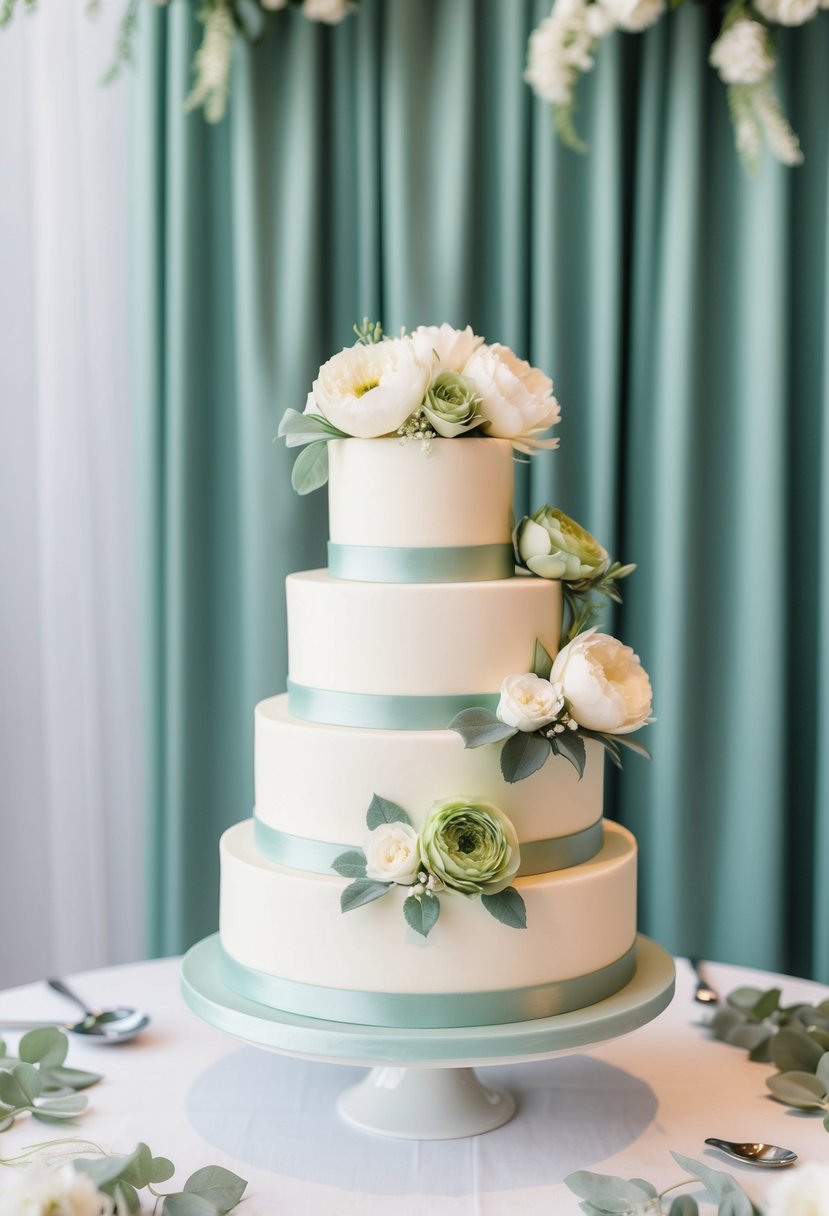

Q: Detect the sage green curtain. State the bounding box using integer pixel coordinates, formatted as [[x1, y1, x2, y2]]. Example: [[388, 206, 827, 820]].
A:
[[133, 1, 829, 980]]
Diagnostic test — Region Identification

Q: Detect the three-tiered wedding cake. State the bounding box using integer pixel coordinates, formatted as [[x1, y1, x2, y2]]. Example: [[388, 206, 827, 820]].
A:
[[219, 415, 644, 1029]]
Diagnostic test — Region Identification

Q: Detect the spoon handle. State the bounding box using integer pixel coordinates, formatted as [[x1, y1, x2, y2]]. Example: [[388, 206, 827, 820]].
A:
[[47, 978, 96, 1018]]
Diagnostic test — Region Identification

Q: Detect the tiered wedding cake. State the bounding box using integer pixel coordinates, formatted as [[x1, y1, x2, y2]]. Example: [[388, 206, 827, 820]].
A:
[[218, 324, 652, 1031]]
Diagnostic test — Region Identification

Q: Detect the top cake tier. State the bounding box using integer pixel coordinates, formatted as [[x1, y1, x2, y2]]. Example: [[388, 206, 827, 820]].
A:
[[327, 437, 516, 583]]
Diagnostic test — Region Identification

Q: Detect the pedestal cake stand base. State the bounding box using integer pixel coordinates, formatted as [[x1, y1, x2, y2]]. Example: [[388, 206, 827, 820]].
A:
[[181, 933, 674, 1140]]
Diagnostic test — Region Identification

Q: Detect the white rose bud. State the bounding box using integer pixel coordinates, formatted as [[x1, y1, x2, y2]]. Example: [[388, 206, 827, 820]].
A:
[[551, 628, 652, 735], [363, 822, 421, 885], [497, 673, 565, 732]]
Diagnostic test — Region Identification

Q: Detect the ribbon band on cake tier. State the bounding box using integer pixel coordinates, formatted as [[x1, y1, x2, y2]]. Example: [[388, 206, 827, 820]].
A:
[[327, 541, 516, 584], [254, 815, 604, 877], [287, 679, 500, 730], [220, 943, 637, 1029]]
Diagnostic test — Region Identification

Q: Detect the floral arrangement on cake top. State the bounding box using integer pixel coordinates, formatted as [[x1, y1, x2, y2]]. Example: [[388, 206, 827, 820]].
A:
[[452, 507, 654, 783], [524, 0, 826, 171], [332, 794, 527, 938], [278, 320, 561, 494]]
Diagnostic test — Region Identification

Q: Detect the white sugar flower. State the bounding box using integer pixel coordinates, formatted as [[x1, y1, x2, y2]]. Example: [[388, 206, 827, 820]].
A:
[[710, 19, 775, 84], [524, 0, 599, 107], [410, 323, 484, 379], [551, 629, 652, 734], [752, 0, 819, 23], [464, 342, 560, 445], [498, 673, 565, 732], [364, 822, 421, 885], [596, 0, 666, 32], [764, 1162, 829, 1216], [0, 1163, 111, 1216], [310, 337, 430, 438]]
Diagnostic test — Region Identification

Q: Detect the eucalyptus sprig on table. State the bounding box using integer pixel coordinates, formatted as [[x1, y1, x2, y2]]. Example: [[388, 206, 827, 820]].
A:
[[72, 1144, 246, 1216], [706, 984, 829, 1133], [566, 1152, 759, 1215], [0, 1028, 101, 1132]]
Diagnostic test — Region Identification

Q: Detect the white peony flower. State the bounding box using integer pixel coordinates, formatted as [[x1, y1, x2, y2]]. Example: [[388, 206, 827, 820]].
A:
[[550, 628, 652, 734], [310, 337, 430, 438], [752, 0, 819, 23], [0, 1163, 111, 1216], [524, 0, 599, 107], [410, 323, 484, 380], [498, 673, 565, 732], [596, 0, 666, 32], [302, 0, 352, 22], [464, 342, 561, 444], [710, 19, 775, 84], [764, 1162, 829, 1216], [364, 822, 421, 885]]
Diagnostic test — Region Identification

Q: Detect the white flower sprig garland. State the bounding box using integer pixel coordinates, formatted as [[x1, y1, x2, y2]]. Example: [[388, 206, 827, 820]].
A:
[[278, 319, 561, 494], [332, 794, 526, 938], [525, 0, 824, 171]]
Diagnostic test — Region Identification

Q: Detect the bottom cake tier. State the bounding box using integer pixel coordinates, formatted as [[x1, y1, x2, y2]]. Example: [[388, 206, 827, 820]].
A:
[[219, 818, 638, 1029]]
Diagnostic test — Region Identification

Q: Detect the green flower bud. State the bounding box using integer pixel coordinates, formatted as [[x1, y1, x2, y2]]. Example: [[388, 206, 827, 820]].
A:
[[421, 372, 486, 438], [419, 798, 520, 896], [514, 506, 609, 581]]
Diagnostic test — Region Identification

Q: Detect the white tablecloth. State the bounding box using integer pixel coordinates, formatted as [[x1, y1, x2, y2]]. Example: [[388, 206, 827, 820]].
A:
[[0, 956, 827, 1214]]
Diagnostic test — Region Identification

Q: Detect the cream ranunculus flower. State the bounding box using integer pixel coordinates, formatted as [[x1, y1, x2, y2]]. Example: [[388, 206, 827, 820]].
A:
[[419, 798, 520, 895], [410, 323, 484, 377], [550, 628, 652, 734], [310, 337, 430, 438], [363, 822, 421, 885], [515, 507, 609, 580], [463, 342, 561, 445], [0, 1163, 112, 1216], [764, 1162, 829, 1216], [498, 672, 565, 732]]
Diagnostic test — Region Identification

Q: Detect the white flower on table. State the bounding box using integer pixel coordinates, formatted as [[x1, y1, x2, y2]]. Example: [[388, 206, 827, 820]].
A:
[[498, 673, 565, 732], [363, 822, 421, 885], [709, 19, 775, 84], [0, 1163, 111, 1216], [310, 336, 429, 439], [764, 1161, 829, 1216], [550, 628, 653, 734]]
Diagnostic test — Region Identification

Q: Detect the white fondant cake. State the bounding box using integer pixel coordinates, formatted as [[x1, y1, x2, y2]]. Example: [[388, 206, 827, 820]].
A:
[[219, 436, 641, 1029]]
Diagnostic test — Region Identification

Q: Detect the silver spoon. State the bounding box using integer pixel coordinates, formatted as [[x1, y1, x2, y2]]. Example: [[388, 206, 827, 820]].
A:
[[689, 958, 720, 1004], [0, 978, 149, 1045], [704, 1138, 798, 1168]]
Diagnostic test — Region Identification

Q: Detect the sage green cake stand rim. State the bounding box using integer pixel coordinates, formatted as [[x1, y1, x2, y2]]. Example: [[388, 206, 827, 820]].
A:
[[180, 932, 675, 1068]]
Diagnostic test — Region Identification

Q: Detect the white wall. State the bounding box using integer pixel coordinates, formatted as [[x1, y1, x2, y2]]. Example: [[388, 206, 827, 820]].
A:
[[0, 4, 145, 987]]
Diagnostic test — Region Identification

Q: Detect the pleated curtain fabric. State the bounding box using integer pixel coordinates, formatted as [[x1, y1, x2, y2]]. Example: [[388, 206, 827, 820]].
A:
[[132, 0, 829, 980]]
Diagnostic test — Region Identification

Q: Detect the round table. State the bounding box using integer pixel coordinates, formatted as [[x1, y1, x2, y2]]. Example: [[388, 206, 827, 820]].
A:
[[0, 956, 826, 1214]]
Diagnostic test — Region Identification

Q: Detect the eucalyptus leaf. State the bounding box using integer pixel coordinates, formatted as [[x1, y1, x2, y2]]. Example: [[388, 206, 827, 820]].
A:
[[162, 1195, 218, 1216], [770, 1027, 824, 1073], [564, 1169, 655, 1210], [120, 1141, 155, 1189], [551, 730, 586, 779], [824, 1111, 829, 1132], [669, 1198, 700, 1216], [366, 794, 411, 828], [113, 1180, 141, 1214], [726, 986, 765, 1013], [766, 1070, 827, 1110], [629, 1179, 658, 1197], [183, 1164, 248, 1212], [19, 1027, 68, 1070], [817, 1052, 829, 1090], [808, 1029, 829, 1052], [291, 440, 329, 494], [76, 1147, 148, 1188], [0, 1038, 5, 1058], [751, 987, 781, 1021], [448, 707, 516, 749], [278, 408, 347, 448], [717, 1188, 755, 1216], [151, 1157, 177, 1184], [710, 1007, 745, 1039], [725, 1022, 773, 1052], [340, 879, 392, 912], [331, 850, 367, 878], [670, 1154, 734, 1200], [609, 734, 652, 761], [500, 731, 551, 783], [532, 638, 554, 681], [33, 1092, 88, 1119], [42, 1065, 102, 1091], [403, 892, 440, 938], [0, 1062, 43, 1107], [480, 887, 527, 929]]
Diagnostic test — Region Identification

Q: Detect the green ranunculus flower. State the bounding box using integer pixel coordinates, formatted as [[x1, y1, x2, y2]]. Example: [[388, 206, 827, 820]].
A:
[[419, 798, 520, 895], [514, 506, 609, 581], [422, 372, 486, 438]]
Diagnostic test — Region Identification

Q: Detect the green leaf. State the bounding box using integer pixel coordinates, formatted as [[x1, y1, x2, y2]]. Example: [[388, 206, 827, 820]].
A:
[[403, 892, 440, 938], [41, 1065, 102, 1091], [119, 1142, 155, 1189], [629, 1179, 658, 1197], [717, 1189, 755, 1216], [481, 887, 527, 929], [32, 1092, 87, 1120], [817, 1052, 829, 1090], [725, 1022, 773, 1052], [152, 1157, 176, 1184], [0, 1038, 5, 1058], [551, 730, 586, 779], [448, 707, 516, 749], [564, 1169, 655, 1210], [183, 1164, 247, 1213], [751, 987, 781, 1021], [331, 850, 367, 878], [670, 1154, 735, 1200], [766, 1070, 827, 1110], [162, 1195, 219, 1216], [75, 1147, 147, 1188], [278, 408, 347, 448], [771, 1027, 824, 1073], [532, 639, 554, 681], [366, 794, 411, 829], [824, 1111, 829, 1133], [669, 1198, 700, 1216], [18, 1027, 68, 1070], [114, 1181, 141, 1213], [609, 734, 652, 761], [748, 1035, 774, 1063], [500, 731, 551, 783], [291, 440, 329, 494], [340, 879, 392, 912], [727, 986, 765, 1013], [710, 1007, 744, 1041], [809, 1029, 829, 1053], [0, 1062, 43, 1107]]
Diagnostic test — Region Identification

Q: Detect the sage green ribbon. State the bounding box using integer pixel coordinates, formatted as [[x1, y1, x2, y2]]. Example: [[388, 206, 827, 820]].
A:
[[328, 541, 515, 584], [287, 679, 500, 730], [254, 814, 604, 877], [220, 943, 637, 1028]]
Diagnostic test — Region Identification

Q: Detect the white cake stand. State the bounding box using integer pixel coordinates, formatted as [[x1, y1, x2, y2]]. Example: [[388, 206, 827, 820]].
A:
[[181, 933, 674, 1140]]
